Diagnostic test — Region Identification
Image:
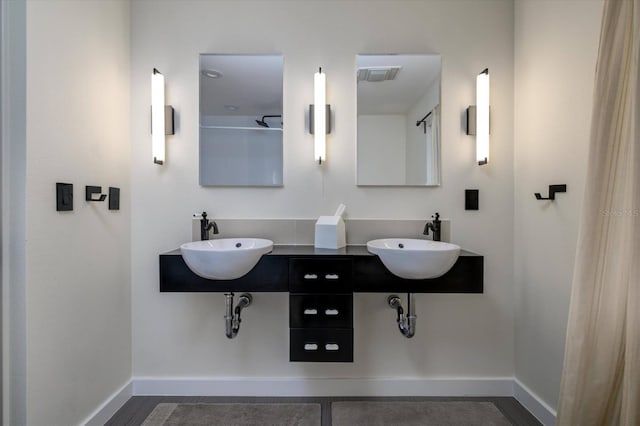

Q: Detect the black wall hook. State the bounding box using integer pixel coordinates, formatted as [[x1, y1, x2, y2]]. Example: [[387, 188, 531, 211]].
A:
[[86, 186, 107, 202], [535, 184, 567, 201]]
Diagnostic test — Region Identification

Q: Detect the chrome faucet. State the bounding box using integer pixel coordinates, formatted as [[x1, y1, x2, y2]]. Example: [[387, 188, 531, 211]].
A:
[[200, 211, 219, 240], [423, 212, 441, 242]]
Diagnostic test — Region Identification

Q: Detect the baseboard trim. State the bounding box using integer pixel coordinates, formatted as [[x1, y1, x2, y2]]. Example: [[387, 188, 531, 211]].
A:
[[82, 381, 133, 426], [131, 377, 514, 397], [514, 379, 556, 426], [83, 377, 557, 425]]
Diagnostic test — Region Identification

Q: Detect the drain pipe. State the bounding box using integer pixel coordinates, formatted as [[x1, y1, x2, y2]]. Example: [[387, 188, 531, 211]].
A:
[[224, 293, 252, 339], [387, 293, 416, 338]]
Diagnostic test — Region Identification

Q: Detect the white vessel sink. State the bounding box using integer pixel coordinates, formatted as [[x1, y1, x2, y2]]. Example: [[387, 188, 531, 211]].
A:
[[366, 238, 460, 279], [180, 238, 273, 280]]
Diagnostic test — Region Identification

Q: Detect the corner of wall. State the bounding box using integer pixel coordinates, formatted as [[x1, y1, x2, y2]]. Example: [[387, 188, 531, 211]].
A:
[[1, 0, 27, 424]]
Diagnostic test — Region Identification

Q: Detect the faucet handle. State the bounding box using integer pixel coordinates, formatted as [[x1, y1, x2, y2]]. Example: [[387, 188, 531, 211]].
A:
[[432, 212, 440, 222]]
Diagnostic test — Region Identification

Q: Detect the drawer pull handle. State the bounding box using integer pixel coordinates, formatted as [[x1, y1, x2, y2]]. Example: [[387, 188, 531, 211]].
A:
[[303, 274, 318, 280], [304, 309, 318, 315], [325, 344, 340, 351], [325, 274, 339, 280], [304, 343, 318, 351], [325, 309, 339, 316]]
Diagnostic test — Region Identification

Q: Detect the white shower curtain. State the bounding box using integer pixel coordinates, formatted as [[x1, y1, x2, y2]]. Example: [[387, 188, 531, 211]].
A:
[[557, 1, 639, 425]]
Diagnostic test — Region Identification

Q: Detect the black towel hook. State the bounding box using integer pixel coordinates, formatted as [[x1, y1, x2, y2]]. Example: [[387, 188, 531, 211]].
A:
[[86, 186, 107, 202], [535, 184, 567, 201]]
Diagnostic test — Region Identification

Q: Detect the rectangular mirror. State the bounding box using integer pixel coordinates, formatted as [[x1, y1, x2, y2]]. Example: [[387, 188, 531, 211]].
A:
[[199, 54, 283, 186], [356, 54, 441, 186]]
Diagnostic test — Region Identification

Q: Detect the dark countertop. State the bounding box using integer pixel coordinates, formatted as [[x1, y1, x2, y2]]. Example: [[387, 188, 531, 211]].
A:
[[160, 244, 483, 293], [163, 244, 480, 257]]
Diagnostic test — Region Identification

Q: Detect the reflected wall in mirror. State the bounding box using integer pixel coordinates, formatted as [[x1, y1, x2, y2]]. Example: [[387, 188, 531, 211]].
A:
[[199, 54, 283, 186], [356, 54, 441, 186]]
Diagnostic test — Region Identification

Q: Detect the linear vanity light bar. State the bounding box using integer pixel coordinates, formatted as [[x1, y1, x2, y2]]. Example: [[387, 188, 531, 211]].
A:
[[309, 67, 331, 165], [314, 68, 326, 164], [151, 69, 165, 165], [151, 68, 175, 165], [465, 69, 490, 165], [476, 68, 490, 165]]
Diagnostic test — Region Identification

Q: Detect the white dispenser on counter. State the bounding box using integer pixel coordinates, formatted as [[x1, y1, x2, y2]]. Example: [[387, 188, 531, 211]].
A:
[[314, 204, 347, 249]]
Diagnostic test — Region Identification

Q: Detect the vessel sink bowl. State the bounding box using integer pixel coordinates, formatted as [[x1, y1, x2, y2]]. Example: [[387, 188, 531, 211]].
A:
[[366, 238, 460, 279], [180, 238, 273, 280]]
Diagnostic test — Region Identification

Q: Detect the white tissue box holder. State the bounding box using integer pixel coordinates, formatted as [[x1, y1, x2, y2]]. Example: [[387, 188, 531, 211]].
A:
[[314, 216, 346, 249]]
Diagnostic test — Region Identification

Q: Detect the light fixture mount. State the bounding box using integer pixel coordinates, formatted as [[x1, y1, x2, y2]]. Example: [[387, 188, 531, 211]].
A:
[[309, 105, 332, 134]]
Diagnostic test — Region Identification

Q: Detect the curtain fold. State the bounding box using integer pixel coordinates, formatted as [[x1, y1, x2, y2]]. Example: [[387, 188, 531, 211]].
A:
[[557, 1, 640, 425]]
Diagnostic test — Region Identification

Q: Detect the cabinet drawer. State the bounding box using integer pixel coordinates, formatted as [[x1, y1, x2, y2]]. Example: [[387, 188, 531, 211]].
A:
[[290, 294, 352, 328], [290, 329, 353, 362], [289, 258, 353, 293]]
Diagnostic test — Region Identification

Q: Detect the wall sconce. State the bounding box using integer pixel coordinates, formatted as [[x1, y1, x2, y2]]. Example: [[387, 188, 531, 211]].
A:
[[151, 68, 175, 165], [466, 68, 490, 165], [309, 67, 331, 164]]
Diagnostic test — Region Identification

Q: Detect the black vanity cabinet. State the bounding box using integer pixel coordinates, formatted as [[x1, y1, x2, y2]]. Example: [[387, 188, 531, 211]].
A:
[[159, 245, 484, 363], [288, 258, 354, 362]]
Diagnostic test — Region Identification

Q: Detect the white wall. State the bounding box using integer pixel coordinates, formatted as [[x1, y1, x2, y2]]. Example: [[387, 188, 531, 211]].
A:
[[357, 114, 407, 184], [132, 0, 514, 383], [24, 1, 131, 425], [514, 0, 603, 411]]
